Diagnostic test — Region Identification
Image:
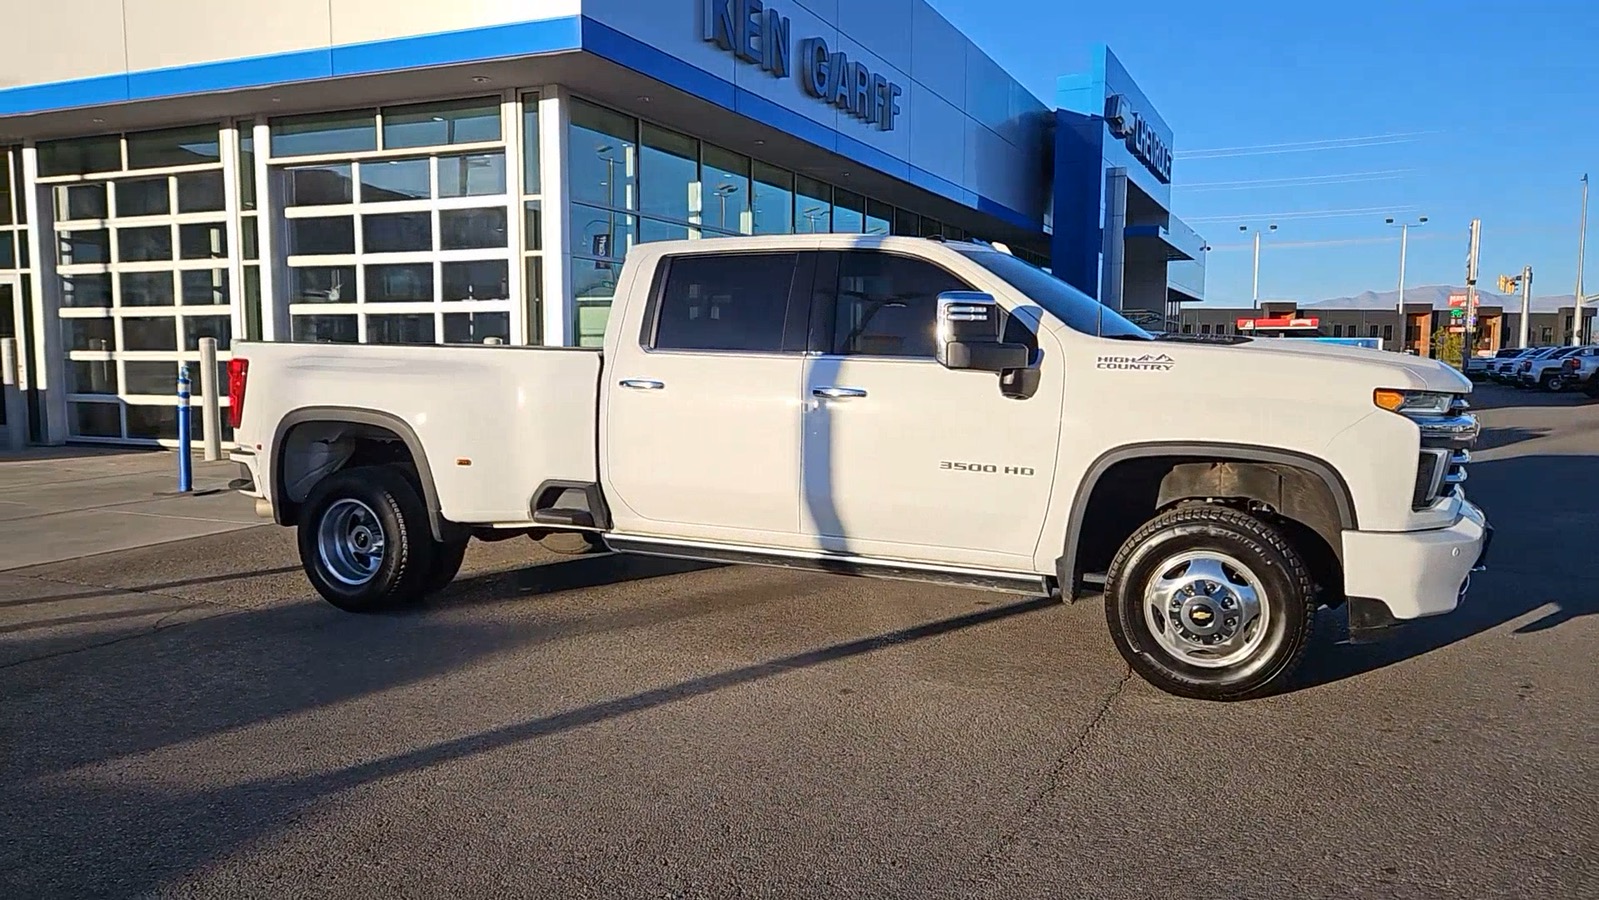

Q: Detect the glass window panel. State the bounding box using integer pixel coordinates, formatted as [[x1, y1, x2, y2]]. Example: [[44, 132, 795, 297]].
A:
[[572, 203, 633, 259], [439, 207, 507, 250], [919, 216, 944, 238], [119, 271, 175, 307], [125, 360, 179, 394], [522, 93, 541, 194], [701, 144, 750, 234], [365, 263, 434, 303], [640, 218, 690, 244], [64, 317, 115, 351], [832, 251, 970, 357], [640, 124, 698, 222], [289, 266, 356, 303], [572, 257, 620, 347], [238, 127, 257, 210], [524, 256, 543, 345], [286, 163, 355, 206], [382, 98, 501, 149], [367, 313, 436, 344], [569, 100, 637, 210], [795, 177, 831, 234], [58, 230, 110, 265], [242, 217, 259, 260], [127, 125, 219, 169], [0, 153, 10, 226], [179, 223, 228, 260], [0, 233, 14, 270], [116, 178, 170, 217], [61, 273, 113, 308], [524, 200, 542, 251], [126, 404, 179, 440], [833, 189, 865, 234], [442, 260, 508, 301], [363, 212, 432, 253], [439, 152, 506, 197], [893, 208, 919, 236], [291, 314, 359, 343], [180, 270, 228, 306], [176, 170, 226, 212], [184, 315, 232, 350], [653, 252, 796, 352], [270, 110, 378, 157], [55, 183, 108, 220], [69, 359, 119, 395], [866, 199, 892, 236], [71, 402, 122, 437], [117, 226, 173, 262], [941, 223, 965, 241], [38, 135, 121, 177], [16, 235, 25, 270], [359, 158, 430, 202], [752, 163, 793, 235], [444, 311, 510, 344], [243, 266, 263, 340], [289, 217, 355, 255], [123, 316, 179, 350], [7, 150, 20, 225]]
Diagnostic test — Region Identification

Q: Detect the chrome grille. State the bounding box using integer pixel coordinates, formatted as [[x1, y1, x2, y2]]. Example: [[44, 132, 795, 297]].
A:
[[1412, 396, 1475, 509]]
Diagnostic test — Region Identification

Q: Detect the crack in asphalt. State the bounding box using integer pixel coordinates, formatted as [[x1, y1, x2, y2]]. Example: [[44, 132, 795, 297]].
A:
[[965, 663, 1134, 893]]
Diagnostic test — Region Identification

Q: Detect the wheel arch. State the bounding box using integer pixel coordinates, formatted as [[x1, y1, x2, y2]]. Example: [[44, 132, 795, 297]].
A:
[[1058, 442, 1358, 597], [270, 406, 447, 541]]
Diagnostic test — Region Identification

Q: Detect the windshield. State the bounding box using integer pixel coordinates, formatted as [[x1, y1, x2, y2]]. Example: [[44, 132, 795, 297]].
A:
[[956, 247, 1152, 339]]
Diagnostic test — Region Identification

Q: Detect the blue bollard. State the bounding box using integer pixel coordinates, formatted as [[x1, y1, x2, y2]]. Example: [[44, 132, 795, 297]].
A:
[[177, 364, 192, 493]]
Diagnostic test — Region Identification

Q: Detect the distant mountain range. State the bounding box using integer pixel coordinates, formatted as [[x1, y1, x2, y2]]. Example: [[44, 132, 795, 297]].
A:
[[1294, 284, 1588, 313]]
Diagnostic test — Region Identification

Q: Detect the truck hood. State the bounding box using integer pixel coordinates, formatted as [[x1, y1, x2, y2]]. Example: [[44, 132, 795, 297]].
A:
[[1154, 336, 1472, 392]]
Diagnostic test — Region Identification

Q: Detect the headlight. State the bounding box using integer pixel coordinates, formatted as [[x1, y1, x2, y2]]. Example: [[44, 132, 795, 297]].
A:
[[1373, 389, 1455, 416]]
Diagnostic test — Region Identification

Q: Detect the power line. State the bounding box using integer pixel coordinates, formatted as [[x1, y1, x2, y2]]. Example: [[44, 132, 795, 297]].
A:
[[1187, 204, 1420, 224], [1177, 169, 1417, 192], [1177, 131, 1434, 160]]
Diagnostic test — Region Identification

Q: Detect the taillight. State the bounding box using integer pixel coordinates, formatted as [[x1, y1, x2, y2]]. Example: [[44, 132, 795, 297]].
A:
[[1566, 358, 1580, 370], [227, 358, 249, 429]]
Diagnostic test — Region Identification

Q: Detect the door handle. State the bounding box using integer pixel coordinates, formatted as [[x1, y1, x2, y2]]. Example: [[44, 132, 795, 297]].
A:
[[812, 386, 868, 399], [619, 379, 665, 391]]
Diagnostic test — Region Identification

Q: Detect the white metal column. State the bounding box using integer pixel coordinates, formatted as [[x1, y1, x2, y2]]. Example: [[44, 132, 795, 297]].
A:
[[502, 91, 528, 345], [253, 121, 282, 342], [538, 87, 572, 346], [21, 144, 67, 444]]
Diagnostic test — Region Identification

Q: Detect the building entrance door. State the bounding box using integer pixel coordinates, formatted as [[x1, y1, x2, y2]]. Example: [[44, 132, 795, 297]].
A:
[[0, 275, 27, 448]]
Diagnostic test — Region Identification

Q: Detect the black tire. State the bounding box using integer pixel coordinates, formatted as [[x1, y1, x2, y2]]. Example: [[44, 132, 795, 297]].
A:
[[1545, 374, 1567, 392], [1586, 378, 1599, 399], [427, 537, 470, 593], [297, 465, 437, 613], [1104, 505, 1316, 701], [537, 531, 606, 555]]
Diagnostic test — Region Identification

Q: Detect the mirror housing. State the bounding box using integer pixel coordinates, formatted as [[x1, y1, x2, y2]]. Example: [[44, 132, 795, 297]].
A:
[[935, 291, 1031, 372]]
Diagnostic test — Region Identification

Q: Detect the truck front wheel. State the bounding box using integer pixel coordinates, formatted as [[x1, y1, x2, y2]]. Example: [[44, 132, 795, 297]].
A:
[[297, 466, 437, 613], [1104, 505, 1316, 701]]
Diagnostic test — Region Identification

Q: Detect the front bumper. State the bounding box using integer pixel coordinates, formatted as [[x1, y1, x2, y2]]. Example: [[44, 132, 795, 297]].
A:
[[1342, 501, 1490, 633]]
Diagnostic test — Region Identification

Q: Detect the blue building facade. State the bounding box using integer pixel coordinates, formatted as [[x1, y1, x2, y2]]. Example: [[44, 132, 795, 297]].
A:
[[0, 3, 1202, 446]]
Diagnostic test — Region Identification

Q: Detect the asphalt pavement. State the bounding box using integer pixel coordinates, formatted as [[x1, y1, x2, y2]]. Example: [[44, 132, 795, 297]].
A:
[[0, 384, 1594, 899]]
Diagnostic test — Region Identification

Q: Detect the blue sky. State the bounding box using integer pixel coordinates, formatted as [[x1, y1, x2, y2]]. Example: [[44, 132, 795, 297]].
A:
[[930, 0, 1599, 306]]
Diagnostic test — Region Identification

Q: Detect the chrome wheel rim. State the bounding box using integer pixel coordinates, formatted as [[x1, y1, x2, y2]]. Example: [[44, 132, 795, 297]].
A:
[[317, 498, 386, 586], [1549, 376, 1565, 391], [1142, 551, 1269, 669]]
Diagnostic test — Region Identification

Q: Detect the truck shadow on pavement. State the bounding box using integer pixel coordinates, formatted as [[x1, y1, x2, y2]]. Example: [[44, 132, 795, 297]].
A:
[[1293, 452, 1598, 691]]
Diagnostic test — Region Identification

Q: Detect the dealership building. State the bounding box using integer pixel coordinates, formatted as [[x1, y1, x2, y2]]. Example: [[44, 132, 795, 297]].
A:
[[0, 0, 1205, 447]]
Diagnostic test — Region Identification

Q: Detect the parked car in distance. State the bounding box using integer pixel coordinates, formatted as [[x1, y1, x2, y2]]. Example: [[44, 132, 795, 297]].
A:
[[1518, 346, 1585, 388], [1509, 347, 1562, 385], [1560, 349, 1599, 397], [226, 234, 1490, 702], [1486, 347, 1537, 382]]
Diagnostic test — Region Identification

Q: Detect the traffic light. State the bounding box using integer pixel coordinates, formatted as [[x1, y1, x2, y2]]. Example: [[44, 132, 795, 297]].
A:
[[1498, 273, 1518, 294]]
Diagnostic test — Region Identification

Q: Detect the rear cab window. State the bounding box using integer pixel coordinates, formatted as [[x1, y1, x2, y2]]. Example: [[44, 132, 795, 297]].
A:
[[643, 252, 811, 353]]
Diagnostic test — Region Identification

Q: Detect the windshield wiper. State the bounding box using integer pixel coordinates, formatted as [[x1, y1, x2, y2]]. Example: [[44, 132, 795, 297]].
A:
[[1154, 333, 1252, 345]]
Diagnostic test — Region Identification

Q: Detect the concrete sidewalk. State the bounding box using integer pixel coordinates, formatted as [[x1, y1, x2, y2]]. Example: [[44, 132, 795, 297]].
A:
[[0, 447, 263, 571]]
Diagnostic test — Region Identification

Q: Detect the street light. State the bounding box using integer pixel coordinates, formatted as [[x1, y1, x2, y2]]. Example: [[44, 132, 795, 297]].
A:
[[1238, 224, 1277, 303], [1574, 174, 1588, 345], [1386, 216, 1428, 352]]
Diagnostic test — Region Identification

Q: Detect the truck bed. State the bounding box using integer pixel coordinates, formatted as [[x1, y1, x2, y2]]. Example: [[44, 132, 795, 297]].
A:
[[235, 341, 602, 526]]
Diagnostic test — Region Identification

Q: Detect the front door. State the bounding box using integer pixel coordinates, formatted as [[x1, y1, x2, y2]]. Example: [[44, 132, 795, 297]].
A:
[[800, 250, 1063, 572], [0, 275, 26, 448], [604, 250, 812, 548]]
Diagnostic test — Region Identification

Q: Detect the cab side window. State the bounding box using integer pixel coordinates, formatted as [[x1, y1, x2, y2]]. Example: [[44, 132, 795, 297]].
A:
[[650, 252, 801, 352], [828, 251, 1035, 357]]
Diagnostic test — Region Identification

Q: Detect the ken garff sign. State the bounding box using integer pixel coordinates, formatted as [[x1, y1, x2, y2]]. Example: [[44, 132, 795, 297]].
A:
[[1103, 94, 1172, 184], [701, 0, 903, 131]]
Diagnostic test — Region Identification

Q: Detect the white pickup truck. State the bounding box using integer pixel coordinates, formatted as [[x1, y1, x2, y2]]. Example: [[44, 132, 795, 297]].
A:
[[227, 235, 1490, 700]]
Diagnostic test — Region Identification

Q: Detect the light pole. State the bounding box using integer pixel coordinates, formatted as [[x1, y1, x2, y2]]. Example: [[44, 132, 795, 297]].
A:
[[1387, 216, 1428, 351], [1574, 174, 1589, 345], [1238, 224, 1277, 303]]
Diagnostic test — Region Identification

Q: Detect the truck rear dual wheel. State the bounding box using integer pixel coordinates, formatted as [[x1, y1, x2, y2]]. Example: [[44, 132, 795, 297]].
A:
[[297, 465, 463, 612], [1104, 505, 1317, 701]]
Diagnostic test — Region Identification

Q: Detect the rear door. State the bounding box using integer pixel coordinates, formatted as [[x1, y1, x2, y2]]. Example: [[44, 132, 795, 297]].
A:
[[603, 250, 814, 548]]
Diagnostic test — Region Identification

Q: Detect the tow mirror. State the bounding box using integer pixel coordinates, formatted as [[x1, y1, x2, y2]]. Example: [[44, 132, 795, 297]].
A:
[[935, 291, 1031, 372]]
